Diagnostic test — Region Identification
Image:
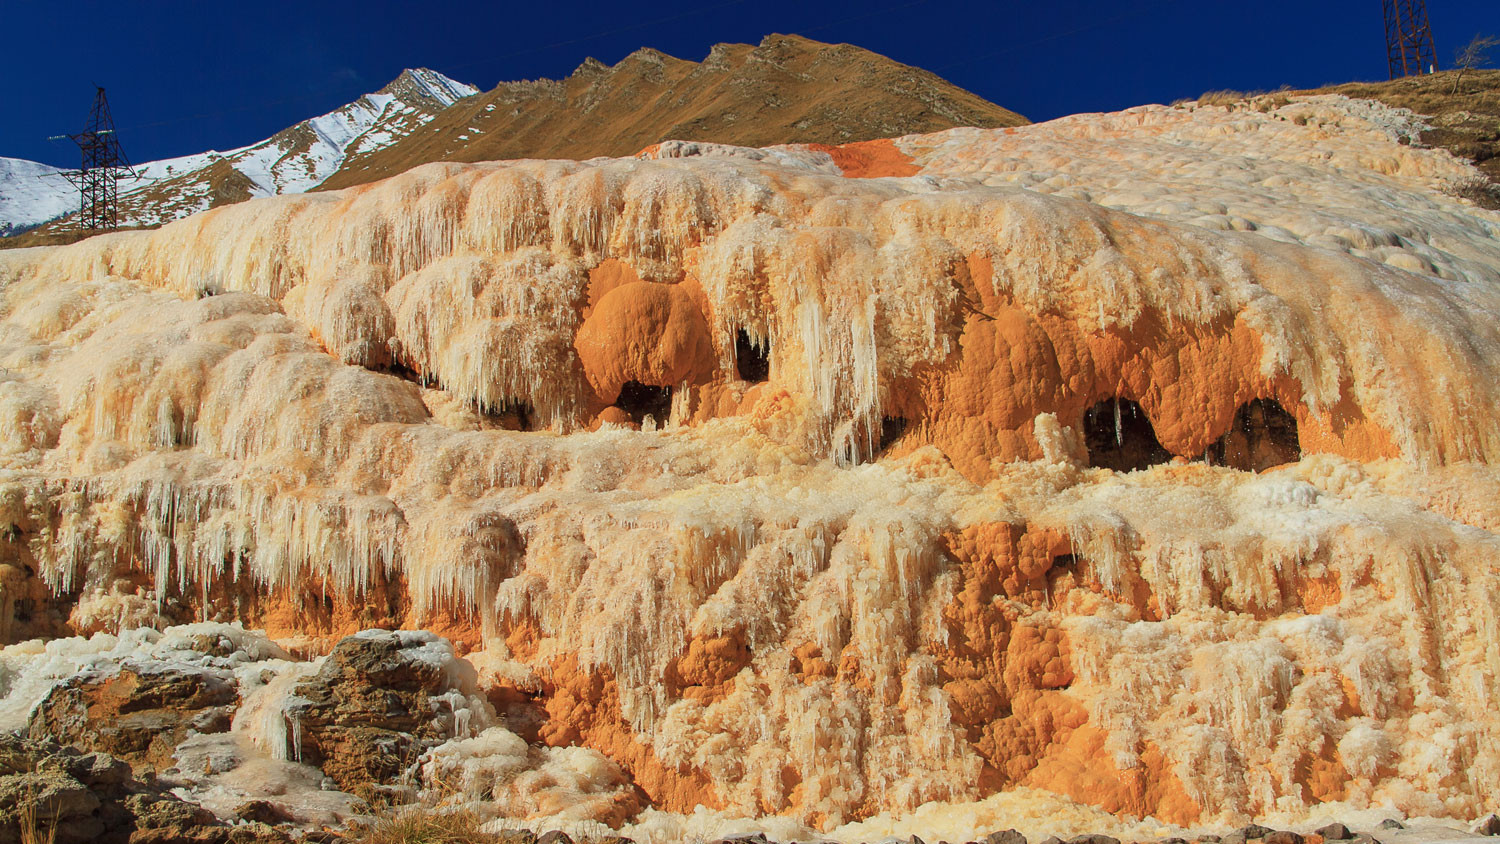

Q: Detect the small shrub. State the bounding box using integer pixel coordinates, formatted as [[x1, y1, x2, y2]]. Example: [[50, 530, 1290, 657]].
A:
[[1253, 92, 1292, 112], [1444, 175, 1500, 210]]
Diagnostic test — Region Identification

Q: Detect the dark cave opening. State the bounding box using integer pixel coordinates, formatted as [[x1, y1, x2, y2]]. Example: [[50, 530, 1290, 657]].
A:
[[377, 360, 424, 385], [735, 329, 770, 383], [1203, 398, 1302, 472], [615, 381, 674, 427], [476, 398, 537, 432], [1082, 398, 1173, 472], [879, 415, 909, 453]]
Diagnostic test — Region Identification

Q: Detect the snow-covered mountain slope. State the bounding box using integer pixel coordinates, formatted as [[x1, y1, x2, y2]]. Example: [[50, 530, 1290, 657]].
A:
[[0, 68, 477, 233], [0, 157, 74, 236]]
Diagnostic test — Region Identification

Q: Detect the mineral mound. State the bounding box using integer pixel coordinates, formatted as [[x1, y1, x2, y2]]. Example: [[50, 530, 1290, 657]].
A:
[[0, 88, 1498, 840]]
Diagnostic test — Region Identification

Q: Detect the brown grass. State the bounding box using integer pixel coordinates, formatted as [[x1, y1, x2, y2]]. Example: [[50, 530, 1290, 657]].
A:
[[1196, 89, 1248, 107], [18, 783, 58, 844], [349, 808, 502, 844]]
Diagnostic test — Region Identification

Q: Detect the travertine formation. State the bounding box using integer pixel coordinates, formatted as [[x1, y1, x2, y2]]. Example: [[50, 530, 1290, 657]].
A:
[[1, 92, 1498, 840]]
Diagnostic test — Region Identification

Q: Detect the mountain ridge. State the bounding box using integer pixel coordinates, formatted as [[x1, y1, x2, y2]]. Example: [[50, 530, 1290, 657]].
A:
[[0, 67, 478, 235], [315, 34, 1028, 190]]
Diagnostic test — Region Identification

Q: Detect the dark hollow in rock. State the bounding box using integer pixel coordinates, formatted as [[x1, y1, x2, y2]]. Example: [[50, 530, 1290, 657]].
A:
[[615, 380, 673, 427], [1083, 398, 1172, 472], [377, 359, 424, 385], [1203, 398, 1301, 471], [735, 328, 770, 383], [1315, 824, 1352, 841], [476, 397, 537, 431], [880, 415, 910, 453]]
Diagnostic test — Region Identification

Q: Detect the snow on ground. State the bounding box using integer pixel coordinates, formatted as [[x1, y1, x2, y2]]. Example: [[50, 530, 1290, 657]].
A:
[[0, 156, 76, 234], [0, 68, 478, 232]]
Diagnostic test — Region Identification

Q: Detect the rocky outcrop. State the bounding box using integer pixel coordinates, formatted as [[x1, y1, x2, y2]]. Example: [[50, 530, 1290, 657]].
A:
[[0, 733, 285, 844], [27, 663, 237, 770], [287, 630, 482, 794]]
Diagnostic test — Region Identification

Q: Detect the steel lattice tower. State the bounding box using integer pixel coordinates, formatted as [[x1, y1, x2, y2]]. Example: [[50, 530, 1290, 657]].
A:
[[1384, 0, 1438, 79], [61, 87, 134, 231]]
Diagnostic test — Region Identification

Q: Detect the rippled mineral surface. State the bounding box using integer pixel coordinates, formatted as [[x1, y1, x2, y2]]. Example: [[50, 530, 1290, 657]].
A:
[[1, 93, 1498, 842]]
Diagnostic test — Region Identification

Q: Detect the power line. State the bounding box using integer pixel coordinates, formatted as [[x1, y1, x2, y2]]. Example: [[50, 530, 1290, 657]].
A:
[[55, 87, 137, 231]]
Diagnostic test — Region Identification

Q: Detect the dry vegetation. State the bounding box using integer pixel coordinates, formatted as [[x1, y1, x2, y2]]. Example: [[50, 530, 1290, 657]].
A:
[[349, 809, 501, 844]]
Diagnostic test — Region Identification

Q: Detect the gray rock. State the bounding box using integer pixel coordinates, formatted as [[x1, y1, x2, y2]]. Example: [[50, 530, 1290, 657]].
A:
[[1221, 833, 1248, 844], [1474, 815, 1500, 836], [0, 732, 261, 844], [1241, 826, 1275, 840], [1197, 836, 1222, 844], [986, 830, 1027, 844], [1377, 820, 1405, 831], [1038, 837, 1065, 844], [1315, 824, 1352, 841], [234, 800, 295, 825], [1067, 835, 1120, 844]]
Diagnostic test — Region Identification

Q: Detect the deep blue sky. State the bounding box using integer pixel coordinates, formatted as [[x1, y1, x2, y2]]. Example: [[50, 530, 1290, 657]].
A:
[[3, 0, 1494, 167]]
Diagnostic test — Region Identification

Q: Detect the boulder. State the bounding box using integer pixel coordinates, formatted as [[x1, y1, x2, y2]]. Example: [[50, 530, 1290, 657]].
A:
[[27, 664, 237, 770], [234, 800, 296, 825], [288, 630, 483, 793], [986, 830, 1027, 844], [0, 733, 270, 844], [1264, 833, 1304, 844], [1315, 825, 1351, 841], [1240, 827, 1275, 840], [1377, 821, 1405, 831], [1474, 816, 1500, 836], [1067, 836, 1120, 844]]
